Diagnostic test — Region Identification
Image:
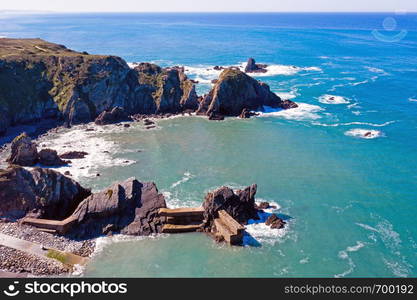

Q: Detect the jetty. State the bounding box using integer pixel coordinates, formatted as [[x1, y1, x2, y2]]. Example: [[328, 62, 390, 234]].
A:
[[158, 207, 245, 245], [21, 216, 77, 235]]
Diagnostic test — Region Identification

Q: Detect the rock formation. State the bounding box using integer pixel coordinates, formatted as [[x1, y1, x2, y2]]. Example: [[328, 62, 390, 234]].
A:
[[59, 151, 88, 159], [196, 68, 297, 117], [38, 149, 67, 166], [265, 214, 286, 229], [203, 184, 259, 225], [6, 133, 38, 166], [0, 166, 91, 220], [69, 178, 167, 238], [244, 58, 268, 73], [94, 106, 129, 125], [0, 39, 198, 134]]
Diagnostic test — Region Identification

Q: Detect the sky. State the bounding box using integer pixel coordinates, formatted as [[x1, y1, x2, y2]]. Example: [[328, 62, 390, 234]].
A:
[[0, 0, 416, 13]]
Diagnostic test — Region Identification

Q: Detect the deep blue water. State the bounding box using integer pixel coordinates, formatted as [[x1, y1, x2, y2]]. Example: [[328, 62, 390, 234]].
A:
[[1, 12, 416, 277]]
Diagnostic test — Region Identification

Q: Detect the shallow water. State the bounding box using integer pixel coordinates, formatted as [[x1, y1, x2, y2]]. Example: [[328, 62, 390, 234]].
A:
[[1, 12, 416, 277]]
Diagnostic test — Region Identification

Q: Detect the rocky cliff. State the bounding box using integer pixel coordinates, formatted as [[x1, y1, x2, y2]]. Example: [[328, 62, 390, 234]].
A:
[[0, 38, 197, 134], [197, 68, 297, 117]]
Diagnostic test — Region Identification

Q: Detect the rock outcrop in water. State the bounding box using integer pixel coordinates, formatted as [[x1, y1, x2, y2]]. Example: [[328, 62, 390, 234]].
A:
[[0, 166, 91, 220], [203, 184, 259, 225], [197, 68, 297, 117], [94, 106, 129, 125], [69, 178, 167, 238], [0, 38, 198, 134], [6, 133, 38, 166], [244, 57, 268, 73]]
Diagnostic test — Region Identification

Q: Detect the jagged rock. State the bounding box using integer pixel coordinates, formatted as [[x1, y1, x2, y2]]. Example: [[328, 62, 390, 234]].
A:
[[6, 133, 38, 166], [197, 68, 297, 117], [265, 214, 286, 229], [135, 63, 198, 113], [59, 151, 88, 159], [0, 166, 91, 220], [203, 184, 259, 225], [239, 108, 258, 119], [256, 202, 270, 210], [0, 39, 199, 133], [143, 119, 155, 126], [38, 149, 67, 166], [244, 58, 268, 73], [70, 178, 167, 238], [94, 107, 129, 125], [281, 100, 299, 109]]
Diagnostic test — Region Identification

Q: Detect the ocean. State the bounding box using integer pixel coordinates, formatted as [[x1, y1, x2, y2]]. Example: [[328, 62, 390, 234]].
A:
[[1, 12, 416, 277]]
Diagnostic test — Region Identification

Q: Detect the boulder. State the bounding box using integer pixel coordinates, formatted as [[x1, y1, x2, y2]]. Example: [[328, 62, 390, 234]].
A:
[[281, 100, 298, 109], [203, 184, 259, 225], [239, 108, 258, 119], [69, 178, 167, 238], [38, 149, 67, 166], [6, 133, 38, 166], [0, 166, 91, 220], [196, 68, 297, 117], [94, 106, 129, 125], [265, 214, 286, 229], [59, 151, 88, 159], [244, 58, 267, 73]]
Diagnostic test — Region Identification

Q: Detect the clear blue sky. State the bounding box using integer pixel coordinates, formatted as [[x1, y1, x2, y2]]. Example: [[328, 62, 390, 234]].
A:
[[0, 0, 416, 12]]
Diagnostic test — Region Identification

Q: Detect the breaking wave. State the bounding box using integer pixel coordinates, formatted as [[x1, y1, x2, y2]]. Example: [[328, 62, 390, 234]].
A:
[[258, 103, 324, 121]]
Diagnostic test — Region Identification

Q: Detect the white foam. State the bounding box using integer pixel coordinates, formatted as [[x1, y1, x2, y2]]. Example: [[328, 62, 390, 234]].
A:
[[255, 200, 281, 213], [170, 172, 194, 188], [334, 241, 366, 278], [408, 98, 417, 102], [37, 124, 136, 181], [318, 94, 350, 105], [344, 129, 384, 139], [258, 103, 324, 121], [365, 66, 386, 74], [313, 121, 395, 128], [275, 89, 298, 100], [244, 211, 289, 247]]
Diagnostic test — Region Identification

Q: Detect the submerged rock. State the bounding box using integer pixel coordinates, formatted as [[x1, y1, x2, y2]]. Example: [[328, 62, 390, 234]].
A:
[[244, 57, 268, 73], [203, 184, 259, 225], [59, 151, 88, 159], [6, 133, 38, 166], [197, 68, 297, 117], [0, 166, 91, 220], [69, 178, 167, 238]]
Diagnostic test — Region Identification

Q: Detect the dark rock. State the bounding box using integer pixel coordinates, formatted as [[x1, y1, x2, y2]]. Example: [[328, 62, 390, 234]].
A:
[[244, 58, 268, 73], [143, 119, 155, 126], [280, 100, 298, 109], [196, 68, 292, 117], [208, 112, 225, 121], [59, 151, 88, 159], [70, 178, 167, 238], [0, 166, 91, 220], [239, 108, 258, 119], [203, 184, 259, 225], [6, 133, 38, 166], [211, 79, 218, 84], [38, 149, 67, 166], [64, 171, 72, 176], [123, 124, 130, 128], [265, 214, 286, 229], [213, 66, 224, 71], [94, 107, 129, 125], [256, 202, 270, 210]]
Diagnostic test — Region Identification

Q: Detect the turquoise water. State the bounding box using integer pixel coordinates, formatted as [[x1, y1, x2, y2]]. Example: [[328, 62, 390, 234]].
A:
[[1, 12, 417, 277]]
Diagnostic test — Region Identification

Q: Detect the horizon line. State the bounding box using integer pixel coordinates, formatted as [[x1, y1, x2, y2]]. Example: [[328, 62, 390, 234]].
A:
[[1, 10, 416, 14]]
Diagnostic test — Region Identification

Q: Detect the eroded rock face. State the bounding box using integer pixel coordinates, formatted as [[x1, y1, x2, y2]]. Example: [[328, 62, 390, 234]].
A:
[[38, 149, 67, 166], [197, 68, 297, 117], [94, 106, 129, 125], [203, 184, 259, 225], [70, 178, 167, 238], [0, 39, 199, 133], [0, 166, 91, 220], [6, 133, 38, 166], [135, 63, 199, 113]]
